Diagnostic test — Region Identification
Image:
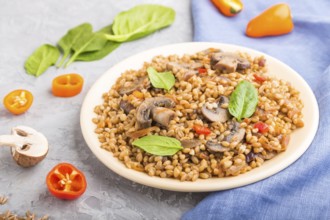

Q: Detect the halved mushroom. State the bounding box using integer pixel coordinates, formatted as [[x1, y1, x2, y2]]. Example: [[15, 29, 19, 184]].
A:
[[224, 121, 246, 143], [119, 100, 134, 114], [200, 48, 221, 56], [201, 96, 230, 123], [136, 97, 175, 129], [151, 107, 175, 127], [167, 62, 204, 71], [211, 52, 250, 73], [206, 140, 230, 153], [0, 126, 48, 167], [166, 62, 201, 80], [118, 76, 149, 95]]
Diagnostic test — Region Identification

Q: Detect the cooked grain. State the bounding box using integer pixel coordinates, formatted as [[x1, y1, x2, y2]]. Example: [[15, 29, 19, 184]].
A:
[[93, 48, 304, 181]]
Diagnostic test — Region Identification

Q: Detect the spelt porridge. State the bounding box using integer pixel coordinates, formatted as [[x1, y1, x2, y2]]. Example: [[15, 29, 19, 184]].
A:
[[93, 48, 304, 182]]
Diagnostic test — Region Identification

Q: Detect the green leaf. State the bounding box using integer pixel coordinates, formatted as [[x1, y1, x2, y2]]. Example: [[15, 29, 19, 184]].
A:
[[75, 41, 120, 62], [147, 67, 175, 91], [57, 23, 92, 67], [132, 135, 183, 156], [64, 26, 108, 67], [103, 4, 176, 42], [228, 80, 258, 121], [24, 44, 60, 77], [75, 24, 121, 62]]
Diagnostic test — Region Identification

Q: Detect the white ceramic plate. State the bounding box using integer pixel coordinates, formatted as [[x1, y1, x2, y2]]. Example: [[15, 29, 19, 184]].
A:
[[80, 42, 319, 192]]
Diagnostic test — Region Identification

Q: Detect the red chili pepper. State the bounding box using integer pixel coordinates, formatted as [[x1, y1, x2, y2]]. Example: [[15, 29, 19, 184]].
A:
[[46, 163, 87, 200], [253, 74, 266, 84], [193, 124, 211, 135], [254, 122, 269, 134], [198, 68, 207, 75]]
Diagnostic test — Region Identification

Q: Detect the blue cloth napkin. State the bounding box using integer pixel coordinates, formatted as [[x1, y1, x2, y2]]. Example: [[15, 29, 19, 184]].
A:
[[183, 0, 330, 219]]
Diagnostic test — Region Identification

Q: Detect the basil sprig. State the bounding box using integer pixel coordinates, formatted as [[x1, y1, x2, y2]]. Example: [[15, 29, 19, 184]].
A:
[[132, 135, 182, 156], [228, 80, 258, 121], [147, 67, 175, 91]]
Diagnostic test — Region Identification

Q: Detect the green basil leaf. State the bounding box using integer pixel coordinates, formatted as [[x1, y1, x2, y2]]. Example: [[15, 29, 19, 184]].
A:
[[147, 67, 175, 91], [228, 80, 258, 121], [132, 135, 183, 156], [103, 4, 175, 42], [24, 44, 60, 77], [57, 23, 92, 67], [75, 24, 121, 62]]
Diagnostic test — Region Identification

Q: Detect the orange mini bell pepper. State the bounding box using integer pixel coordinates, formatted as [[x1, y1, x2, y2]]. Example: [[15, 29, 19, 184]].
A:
[[52, 73, 84, 97], [3, 89, 33, 115], [211, 0, 243, 17], [246, 3, 294, 37], [46, 163, 87, 200]]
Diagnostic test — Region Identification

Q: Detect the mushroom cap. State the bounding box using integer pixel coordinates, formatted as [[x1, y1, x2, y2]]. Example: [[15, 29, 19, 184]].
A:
[[201, 96, 230, 123], [206, 141, 230, 153], [224, 121, 246, 143], [9, 126, 49, 167], [151, 107, 175, 127], [211, 52, 251, 73], [118, 76, 149, 95], [136, 97, 175, 129]]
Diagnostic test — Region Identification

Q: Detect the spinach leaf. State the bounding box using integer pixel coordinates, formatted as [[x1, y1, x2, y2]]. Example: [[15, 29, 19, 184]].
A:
[[228, 80, 258, 121], [75, 24, 121, 62], [74, 41, 120, 62], [64, 28, 108, 67], [132, 135, 182, 156], [147, 67, 175, 91], [24, 44, 60, 77], [103, 4, 175, 42], [57, 23, 92, 67]]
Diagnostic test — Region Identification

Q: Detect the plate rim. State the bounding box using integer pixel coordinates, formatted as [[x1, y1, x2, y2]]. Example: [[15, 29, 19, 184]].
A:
[[80, 42, 319, 192]]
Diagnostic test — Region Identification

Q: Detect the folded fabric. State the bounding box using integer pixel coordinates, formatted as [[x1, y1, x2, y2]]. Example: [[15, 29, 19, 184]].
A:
[[183, 0, 330, 219]]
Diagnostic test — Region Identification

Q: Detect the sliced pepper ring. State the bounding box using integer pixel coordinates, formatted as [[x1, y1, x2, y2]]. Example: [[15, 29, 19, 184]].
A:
[[52, 73, 84, 97], [46, 163, 87, 200], [3, 89, 33, 115]]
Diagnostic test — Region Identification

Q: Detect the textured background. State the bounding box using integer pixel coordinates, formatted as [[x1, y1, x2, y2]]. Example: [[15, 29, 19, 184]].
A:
[[0, 0, 208, 219]]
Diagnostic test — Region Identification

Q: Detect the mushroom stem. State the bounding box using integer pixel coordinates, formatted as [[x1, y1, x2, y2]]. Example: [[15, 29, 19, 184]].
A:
[[0, 135, 23, 148], [0, 126, 49, 167]]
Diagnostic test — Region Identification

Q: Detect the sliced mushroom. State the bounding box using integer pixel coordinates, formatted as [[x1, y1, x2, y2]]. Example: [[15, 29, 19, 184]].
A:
[[211, 52, 250, 73], [201, 96, 230, 123], [183, 70, 199, 81], [167, 62, 203, 70], [245, 151, 257, 163], [136, 97, 175, 129], [166, 62, 201, 80], [0, 126, 48, 167], [180, 139, 201, 148], [206, 140, 230, 153], [200, 48, 221, 56], [224, 121, 246, 143], [119, 100, 135, 114], [118, 76, 149, 95], [151, 107, 175, 127]]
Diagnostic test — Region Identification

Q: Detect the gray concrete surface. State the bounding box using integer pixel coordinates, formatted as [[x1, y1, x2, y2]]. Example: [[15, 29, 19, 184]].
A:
[[0, 0, 208, 219]]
